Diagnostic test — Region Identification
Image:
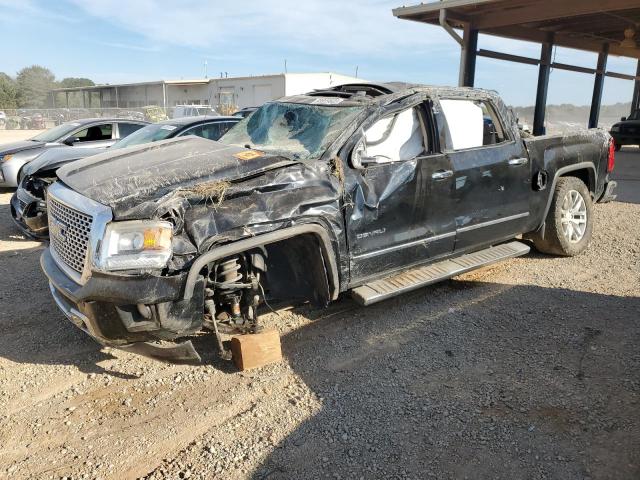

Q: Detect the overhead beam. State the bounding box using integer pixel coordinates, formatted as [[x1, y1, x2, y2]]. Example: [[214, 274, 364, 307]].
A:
[[485, 25, 640, 59], [477, 49, 540, 66], [473, 0, 640, 30], [392, 0, 496, 19]]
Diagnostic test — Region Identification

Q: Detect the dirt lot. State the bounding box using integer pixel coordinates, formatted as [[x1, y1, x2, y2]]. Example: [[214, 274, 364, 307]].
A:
[[0, 144, 638, 479], [0, 130, 44, 143]]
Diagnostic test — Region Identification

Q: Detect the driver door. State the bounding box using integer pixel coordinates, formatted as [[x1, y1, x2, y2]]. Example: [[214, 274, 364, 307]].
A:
[[345, 101, 457, 284], [66, 123, 116, 149]]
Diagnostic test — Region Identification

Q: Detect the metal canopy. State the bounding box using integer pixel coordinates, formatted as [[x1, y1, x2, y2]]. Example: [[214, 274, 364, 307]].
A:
[[393, 0, 640, 135], [393, 0, 640, 59]]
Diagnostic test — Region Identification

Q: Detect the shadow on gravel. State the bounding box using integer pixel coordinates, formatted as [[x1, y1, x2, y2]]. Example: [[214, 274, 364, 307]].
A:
[[253, 280, 640, 480], [0, 244, 140, 379]]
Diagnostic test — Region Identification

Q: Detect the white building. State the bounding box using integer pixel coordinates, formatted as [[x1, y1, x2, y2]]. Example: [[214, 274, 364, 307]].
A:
[[50, 73, 365, 111]]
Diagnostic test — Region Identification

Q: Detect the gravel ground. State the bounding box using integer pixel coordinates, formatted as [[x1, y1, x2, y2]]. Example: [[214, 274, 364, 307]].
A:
[[0, 151, 638, 480]]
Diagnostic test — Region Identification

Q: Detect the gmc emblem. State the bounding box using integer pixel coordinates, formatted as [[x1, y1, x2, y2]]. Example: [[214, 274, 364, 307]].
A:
[[49, 217, 68, 242]]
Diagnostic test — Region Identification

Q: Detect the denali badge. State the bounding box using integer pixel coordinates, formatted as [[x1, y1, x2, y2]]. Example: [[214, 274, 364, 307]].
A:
[[357, 228, 386, 240], [49, 217, 68, 242]]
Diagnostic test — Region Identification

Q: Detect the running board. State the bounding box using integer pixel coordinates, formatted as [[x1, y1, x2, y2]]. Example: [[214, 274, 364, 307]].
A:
[[351, 241, 530, 306]]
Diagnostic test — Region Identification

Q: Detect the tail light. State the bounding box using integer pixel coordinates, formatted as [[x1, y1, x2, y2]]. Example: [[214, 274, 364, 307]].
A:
[[607, 139, 615, 173]]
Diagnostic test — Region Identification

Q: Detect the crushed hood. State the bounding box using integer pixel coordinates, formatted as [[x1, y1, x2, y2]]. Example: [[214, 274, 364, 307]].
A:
[[0, 140, 44, 156], [57, 136, 295, 217], [24, 145, 105, 176]]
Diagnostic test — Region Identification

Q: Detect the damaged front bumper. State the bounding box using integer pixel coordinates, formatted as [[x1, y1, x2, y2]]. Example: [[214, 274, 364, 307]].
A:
[[10, 188, 49, 239], [41, 247, 206, 363]]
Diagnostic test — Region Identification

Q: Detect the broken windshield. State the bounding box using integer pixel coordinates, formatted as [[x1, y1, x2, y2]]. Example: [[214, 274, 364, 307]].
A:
[[220, 102, 362, 160]]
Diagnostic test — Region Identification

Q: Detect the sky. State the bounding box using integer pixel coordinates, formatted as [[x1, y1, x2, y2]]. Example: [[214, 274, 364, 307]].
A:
[[0, 0, 638, 107]]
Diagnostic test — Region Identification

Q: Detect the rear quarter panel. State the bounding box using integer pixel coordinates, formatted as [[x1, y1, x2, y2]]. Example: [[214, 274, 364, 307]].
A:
[[523, 129, 610, 229]]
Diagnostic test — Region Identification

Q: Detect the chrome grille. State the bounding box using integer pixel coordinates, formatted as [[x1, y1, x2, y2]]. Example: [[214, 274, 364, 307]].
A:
[[48, 196, 93, 275]]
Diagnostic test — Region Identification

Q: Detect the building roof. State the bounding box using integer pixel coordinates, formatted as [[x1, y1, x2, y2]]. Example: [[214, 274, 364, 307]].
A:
[[51, 79, 211, 93], [393, 0, 640, 59], [50, 72, 361, 94]]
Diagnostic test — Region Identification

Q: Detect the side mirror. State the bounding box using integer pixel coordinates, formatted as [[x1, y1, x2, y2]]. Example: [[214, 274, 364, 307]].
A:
[[621, 117, 627, 122], [64, 136, 79, 146]]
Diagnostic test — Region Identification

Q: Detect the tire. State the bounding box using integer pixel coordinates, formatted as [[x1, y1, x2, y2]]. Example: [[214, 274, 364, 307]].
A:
[[614, 142, 622, 151], [530, 176, 593, 256]]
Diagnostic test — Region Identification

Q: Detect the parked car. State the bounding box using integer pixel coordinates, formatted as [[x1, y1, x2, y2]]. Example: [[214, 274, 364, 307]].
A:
[[11, 115, 241, 238], [0, 118, 148, 187], [40, 83, 616, 363], [233, 107, 258, 118], [610, 110, 640, 150], [173, 105, 219, 119]]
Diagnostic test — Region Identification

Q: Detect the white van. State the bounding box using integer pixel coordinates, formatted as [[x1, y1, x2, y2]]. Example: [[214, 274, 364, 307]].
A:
[[172, 105, 219, 119]]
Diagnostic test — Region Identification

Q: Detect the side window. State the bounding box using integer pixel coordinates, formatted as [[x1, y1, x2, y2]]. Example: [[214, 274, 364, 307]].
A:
[[73, 124, 113, 142], [199, 123, 224, 140], [118, 123, 145, 138], [179, 125, 204, 138], [439, 99, 507, 150], [215, 121, 237, 138], [363, 107, 426, 163]]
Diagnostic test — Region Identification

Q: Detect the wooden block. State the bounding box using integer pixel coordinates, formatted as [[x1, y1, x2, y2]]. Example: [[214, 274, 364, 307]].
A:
[[231, 329, 282, 371]]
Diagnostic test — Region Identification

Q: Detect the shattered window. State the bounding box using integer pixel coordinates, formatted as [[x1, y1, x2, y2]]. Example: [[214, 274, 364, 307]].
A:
[[220, 102, 362, 160], [440, 99, 507, 150]]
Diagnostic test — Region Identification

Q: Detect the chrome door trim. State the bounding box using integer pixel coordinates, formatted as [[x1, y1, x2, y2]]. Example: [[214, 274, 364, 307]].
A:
[[352, 231, 456, 260], [457, 212, 529, 233]]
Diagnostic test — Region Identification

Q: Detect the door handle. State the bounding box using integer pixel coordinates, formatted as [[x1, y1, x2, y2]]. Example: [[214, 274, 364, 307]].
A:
[[432, 169, 453, 180], [508, 157, 528, 166]]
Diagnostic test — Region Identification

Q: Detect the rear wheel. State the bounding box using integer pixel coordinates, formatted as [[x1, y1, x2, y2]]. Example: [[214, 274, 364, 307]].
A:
[[614, 142, 622, 151], [530, 176, 593, 256]]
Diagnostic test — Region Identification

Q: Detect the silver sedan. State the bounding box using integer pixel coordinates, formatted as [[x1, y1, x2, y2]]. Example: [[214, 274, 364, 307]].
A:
[[0, 118, 147, 187]]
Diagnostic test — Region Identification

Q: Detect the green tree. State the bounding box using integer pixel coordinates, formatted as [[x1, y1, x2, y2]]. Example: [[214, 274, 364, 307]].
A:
[[58, 77, 95, 88], [0, 72, 18, 108], [15, 65, 56, 108]]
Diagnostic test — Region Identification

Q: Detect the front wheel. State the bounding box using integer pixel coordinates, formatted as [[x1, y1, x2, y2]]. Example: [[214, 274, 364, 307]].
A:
[[530, 176, 593, 256]]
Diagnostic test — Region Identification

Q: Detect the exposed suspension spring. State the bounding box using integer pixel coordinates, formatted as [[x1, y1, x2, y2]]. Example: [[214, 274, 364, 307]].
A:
[[217, 257, 243, 288]]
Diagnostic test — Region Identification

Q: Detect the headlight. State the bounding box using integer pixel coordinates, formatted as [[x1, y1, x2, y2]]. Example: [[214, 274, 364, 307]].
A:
[[97, 220, 172, 271], [611, 126, 620, 133]]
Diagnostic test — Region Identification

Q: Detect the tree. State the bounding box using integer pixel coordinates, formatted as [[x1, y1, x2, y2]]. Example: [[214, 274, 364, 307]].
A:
[[58, 77, 95, 88], [0, 72, 18, 109], [15, 65, 56, 108]]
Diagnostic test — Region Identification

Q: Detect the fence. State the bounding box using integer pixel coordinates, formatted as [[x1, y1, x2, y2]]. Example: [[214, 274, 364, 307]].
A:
[[0, 104, 239, 130]]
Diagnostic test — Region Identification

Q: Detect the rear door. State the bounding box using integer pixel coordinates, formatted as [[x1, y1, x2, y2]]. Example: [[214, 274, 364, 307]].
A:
[[435, 97, 531, 251], [116, 122, 146, 140], [346, 99, 457, 283]]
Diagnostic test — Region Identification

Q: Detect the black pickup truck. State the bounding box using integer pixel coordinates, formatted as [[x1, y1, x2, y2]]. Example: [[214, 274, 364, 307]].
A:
[[40, 83, 617, 362], [610, 110, 640, 150]]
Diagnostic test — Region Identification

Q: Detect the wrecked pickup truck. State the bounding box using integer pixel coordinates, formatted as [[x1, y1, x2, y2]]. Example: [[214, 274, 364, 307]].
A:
[[40, 82, 617, 363]]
